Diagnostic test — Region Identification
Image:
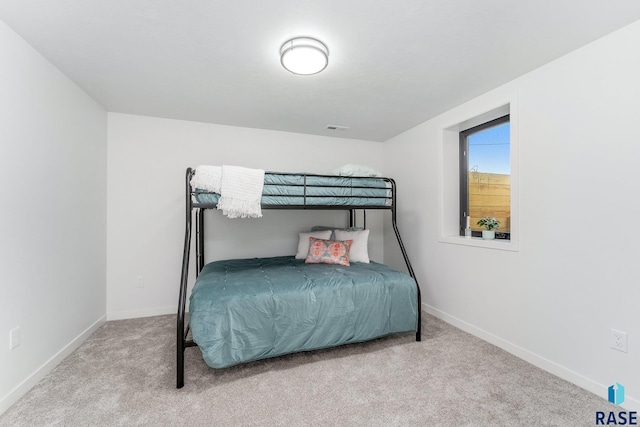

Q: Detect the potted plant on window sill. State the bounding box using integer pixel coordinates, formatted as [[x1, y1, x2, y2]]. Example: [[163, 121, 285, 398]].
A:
[[477, 217, 500, 240]]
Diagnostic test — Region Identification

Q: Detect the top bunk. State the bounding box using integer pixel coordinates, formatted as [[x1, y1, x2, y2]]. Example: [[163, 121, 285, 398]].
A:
[[187, 166, 396, 210]]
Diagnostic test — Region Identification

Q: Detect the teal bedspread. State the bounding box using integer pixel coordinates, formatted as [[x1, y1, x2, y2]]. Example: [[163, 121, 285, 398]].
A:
[[189, 256, 418, 369], [193, 173, 392, 207]]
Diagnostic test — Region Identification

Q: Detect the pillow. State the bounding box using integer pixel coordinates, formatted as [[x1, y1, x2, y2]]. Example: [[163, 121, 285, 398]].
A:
[[331, 164, 382, 177], [334, 229, 370, 263], [295, 230, 332, 259], [310, 225, 364, 240], [305, 238, 353, 266]]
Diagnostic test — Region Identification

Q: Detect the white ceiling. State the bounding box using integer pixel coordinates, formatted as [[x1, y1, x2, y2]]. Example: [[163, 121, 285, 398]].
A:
[[1, 1, 640, 142]]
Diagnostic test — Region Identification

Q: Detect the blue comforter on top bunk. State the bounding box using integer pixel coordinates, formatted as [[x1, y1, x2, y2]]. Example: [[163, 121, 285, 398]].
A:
[[189, 256, 418, 369], [193, 173, 392, 206]]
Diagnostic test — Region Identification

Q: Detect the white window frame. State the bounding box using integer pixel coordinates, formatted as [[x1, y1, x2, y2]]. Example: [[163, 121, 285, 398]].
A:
[[438, 97, 519, 251]]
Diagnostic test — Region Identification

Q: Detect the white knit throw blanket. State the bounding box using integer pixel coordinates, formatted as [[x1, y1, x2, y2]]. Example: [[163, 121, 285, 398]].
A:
[[216, 165, 265, 218], [190, 165, 222, 193]]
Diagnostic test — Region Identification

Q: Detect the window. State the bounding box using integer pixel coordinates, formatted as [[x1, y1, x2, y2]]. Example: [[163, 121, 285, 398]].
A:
[[459, 115, 510, 239], [439, 99, 518, 251]]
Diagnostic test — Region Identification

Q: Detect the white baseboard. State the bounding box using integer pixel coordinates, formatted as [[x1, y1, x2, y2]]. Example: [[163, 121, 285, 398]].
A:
[[423, 303, 639, 412], [107, 305, 176, 321], [0, 315, 106, 415]]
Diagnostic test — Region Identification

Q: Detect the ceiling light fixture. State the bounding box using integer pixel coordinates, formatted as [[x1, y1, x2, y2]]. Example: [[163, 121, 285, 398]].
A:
[[280, 37, 329, 75]]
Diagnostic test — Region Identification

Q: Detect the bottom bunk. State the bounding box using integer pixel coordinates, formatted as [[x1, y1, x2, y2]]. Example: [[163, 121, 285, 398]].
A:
[[189, 256, 419, 369]]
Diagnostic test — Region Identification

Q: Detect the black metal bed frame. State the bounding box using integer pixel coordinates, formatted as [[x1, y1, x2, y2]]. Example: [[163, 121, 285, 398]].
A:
[[177, 167, 422, 388]]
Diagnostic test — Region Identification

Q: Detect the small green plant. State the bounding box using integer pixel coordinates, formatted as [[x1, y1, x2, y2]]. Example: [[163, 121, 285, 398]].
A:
[[477, 217, 500, 231]]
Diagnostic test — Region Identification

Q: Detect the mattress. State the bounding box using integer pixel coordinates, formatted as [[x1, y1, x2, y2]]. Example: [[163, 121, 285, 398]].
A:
[[193, 173, 392, 207], [189, 256, 418, 369]]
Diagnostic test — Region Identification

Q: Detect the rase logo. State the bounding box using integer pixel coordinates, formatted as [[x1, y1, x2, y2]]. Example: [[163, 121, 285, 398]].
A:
[[596, 383, 637, 425], [610, 383, 626, 406]]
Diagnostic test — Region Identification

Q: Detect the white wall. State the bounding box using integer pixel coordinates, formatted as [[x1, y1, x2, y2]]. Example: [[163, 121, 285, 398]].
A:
[[383, 21, 640, 410], [106, 113, 385, 319], [0, 20, 107, 413]]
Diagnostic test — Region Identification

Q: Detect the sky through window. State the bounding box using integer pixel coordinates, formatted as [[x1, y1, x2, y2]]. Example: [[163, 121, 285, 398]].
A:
[[468, 122, 510, 175]]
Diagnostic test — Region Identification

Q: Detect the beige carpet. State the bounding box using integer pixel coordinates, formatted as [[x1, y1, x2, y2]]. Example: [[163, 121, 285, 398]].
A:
[[0, 313, 620, 426]]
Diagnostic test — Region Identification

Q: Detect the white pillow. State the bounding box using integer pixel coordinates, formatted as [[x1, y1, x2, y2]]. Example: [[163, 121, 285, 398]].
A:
[[295, 230, 332, 259], [334, 229, 370, 263], [331, 164, 382, 177]]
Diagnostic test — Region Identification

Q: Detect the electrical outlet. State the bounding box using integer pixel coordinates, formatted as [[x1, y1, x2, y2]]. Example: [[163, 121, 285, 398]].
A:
[[611, 329, 628, 353], [136, 275, 144, 288], [9, 327, 20, 350]]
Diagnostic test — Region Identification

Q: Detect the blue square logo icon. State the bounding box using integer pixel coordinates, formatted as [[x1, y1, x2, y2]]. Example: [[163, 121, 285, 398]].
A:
[[608, 382, 625, 406]]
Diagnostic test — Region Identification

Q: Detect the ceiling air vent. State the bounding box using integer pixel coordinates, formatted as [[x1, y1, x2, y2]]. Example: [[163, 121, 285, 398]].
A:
[[326, 125, 350, 131]]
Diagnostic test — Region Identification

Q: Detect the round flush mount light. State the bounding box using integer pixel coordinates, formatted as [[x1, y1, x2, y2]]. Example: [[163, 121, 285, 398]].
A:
[[280, 37, 329, 75]]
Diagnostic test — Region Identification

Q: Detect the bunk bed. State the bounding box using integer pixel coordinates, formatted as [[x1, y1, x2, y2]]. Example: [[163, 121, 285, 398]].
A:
[[177, 167, 422, 388]]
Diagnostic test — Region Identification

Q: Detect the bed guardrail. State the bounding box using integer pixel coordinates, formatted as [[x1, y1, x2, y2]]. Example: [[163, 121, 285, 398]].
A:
[[192, 170, 393, 209]]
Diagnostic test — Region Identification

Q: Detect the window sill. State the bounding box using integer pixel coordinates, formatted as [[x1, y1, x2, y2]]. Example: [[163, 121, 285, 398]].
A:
[[439, 235, 519, 252]]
